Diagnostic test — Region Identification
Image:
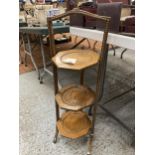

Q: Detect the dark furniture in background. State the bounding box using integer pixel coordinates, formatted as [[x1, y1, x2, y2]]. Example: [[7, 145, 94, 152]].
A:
[[70, 2, 97, 28], [70, 2, 122, 32], [96, 0, 131, 5], [66, 0, 77, 11], [124, 16, 135, 33], [96, 2, 122, 32], [70, 0, 135, 32]]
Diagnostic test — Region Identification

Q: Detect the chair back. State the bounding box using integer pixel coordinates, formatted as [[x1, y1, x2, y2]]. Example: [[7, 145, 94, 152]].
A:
[[96, 2, 122, 32]]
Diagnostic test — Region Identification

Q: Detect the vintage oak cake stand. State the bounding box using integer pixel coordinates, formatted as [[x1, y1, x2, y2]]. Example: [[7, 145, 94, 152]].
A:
[[47, 8, 110, 155]]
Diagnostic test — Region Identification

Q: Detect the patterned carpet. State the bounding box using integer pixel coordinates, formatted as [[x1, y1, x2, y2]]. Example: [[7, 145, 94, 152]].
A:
[[19, 47, 135, 155]]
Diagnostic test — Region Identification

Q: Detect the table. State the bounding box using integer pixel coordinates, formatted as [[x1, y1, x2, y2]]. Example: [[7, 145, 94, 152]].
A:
[[70, 27, 135, 50], [70, 26, 135, 59], [19, 22, 28, 64], [19, 24, 69, 81], [19, 22, 27, 27]]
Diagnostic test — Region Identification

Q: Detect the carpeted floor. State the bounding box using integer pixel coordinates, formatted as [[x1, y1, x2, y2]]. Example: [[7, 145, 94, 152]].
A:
[[19, 47, 135, 155]]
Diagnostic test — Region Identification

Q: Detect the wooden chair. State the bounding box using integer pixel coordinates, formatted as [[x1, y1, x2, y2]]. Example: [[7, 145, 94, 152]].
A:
[[47, 8, 111, 155]]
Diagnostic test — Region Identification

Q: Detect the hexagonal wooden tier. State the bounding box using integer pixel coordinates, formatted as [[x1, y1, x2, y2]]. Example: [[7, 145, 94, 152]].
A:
[[55, 84, 96, 111], [52, 49, 100, 70], [57, 111, 92, 139]]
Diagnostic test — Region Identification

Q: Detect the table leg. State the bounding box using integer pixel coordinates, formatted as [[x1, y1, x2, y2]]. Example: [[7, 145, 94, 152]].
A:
[[19, 38, 23, 64], [121, 48, 127, 59], [71, 38, 86, 49], [26, 34, 40, 80], [39, 36, 46, 83], [111, 45, 116, 56], [39, 35, 54, 83], [93, 41, 98, 51], [74, 37, 90, 49], [21, 34, 27, 66], [39, 36, 62, 88]]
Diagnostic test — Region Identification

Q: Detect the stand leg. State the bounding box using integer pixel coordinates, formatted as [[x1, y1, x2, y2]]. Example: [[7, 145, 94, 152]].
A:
[[53, 98, 60, 143], [88, 105, 93, 116], [80, 69, 85, 85], [87, 133, 94, 155], [87, 103, 97, 155], [91, 104, 97, 134], [53, 127, 59, 143]]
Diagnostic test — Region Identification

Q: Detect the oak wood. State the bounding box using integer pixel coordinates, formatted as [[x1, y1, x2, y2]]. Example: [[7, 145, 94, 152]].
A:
[[47, 8, 111, 151], [57, 111, 92, 139], [52, 49, 100, 70], [47, 8, 111, 23], [56, 84, 96, 111]]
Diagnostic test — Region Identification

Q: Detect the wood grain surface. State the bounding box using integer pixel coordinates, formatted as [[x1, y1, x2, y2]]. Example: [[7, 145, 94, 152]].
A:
[[56, 84, 96, 111], [52, 49, 100, 70], [57, 111, 92, 139]]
